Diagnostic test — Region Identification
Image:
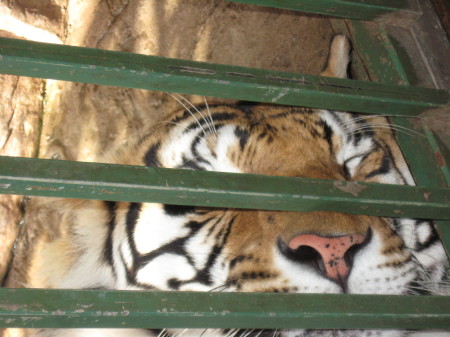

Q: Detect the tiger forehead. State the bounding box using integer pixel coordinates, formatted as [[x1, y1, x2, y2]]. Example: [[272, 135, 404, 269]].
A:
[[166, 104, 321, 127], [137, 104, 343, 177], [164, 104, 333, 142]]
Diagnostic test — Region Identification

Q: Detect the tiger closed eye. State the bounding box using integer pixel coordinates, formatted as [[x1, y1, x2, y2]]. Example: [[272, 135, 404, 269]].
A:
[[343, 154, 365, 176]]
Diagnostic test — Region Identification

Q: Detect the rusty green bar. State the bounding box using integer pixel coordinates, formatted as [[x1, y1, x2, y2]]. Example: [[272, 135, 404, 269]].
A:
[[1, 288, 449, 329], [0, 37, 448, 116], [0, 156, 449, 220], [226, 0, 420, 22]]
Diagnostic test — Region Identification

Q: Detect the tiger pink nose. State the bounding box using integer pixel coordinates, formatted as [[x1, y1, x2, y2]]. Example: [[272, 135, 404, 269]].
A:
[[288, 234, 366, 282]]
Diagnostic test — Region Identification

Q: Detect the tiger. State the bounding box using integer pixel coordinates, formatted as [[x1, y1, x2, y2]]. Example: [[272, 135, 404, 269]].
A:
[[22, 35, 448, 337]]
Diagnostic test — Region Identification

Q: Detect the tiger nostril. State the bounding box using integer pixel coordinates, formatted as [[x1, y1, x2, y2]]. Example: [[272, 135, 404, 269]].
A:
[[283, 231, 369, 285], [288, 245, 320, 261]]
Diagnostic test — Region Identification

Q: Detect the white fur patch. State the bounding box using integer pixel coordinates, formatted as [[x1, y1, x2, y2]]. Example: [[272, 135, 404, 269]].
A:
[[133, 204, 191, 255], [136, 254, 196, 289]]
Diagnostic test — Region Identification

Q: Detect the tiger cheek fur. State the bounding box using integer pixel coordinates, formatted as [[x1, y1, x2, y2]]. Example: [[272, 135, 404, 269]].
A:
[[28, 35, 447, 337]]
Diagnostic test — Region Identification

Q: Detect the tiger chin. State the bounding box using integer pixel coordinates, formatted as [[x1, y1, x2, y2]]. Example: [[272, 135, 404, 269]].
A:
[[26, 35, 447, 337]]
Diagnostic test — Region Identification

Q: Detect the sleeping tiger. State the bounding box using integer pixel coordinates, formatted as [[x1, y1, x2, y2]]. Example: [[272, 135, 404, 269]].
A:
[[26, 35, 447, 337]]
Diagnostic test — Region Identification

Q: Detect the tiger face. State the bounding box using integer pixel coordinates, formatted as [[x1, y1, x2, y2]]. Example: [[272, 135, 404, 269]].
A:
[[31, 36, 448, 337]]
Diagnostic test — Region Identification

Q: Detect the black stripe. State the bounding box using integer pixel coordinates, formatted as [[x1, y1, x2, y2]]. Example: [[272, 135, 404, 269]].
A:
[[146, 329, 167, 336], [415, 221, 440, 252], [191, 216, 235, 286], [322, 120, 334, 150], [352, 117, 373, 146], [144, 142, 161, 167], [365, 152, 391, 179], [163, 204, 196, 216], [234, 127, 250, 151], [184, 111, 237, 133], [103, 201, 117, 278], [180, 154, 205, 170], [191, 133, 211, 165], [137, 219, 209, 267], [126, 202, 142, 266]]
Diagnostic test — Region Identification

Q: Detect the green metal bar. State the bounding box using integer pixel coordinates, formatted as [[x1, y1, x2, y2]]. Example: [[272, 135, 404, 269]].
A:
[[423, 123, 450, 185], [226, 0, 420, 22], [0, 37, 448, 116], [0, 156, 449, 220], [337, 20, 450, 257], [1, 288, 449, 329]]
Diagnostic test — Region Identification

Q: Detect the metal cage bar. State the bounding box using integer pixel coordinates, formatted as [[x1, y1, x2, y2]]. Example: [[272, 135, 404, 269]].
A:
[[0, 156, 448, 219], [0, 37, 448, 116], [225, 0, 421, 23], [0, 289, 449, 329]]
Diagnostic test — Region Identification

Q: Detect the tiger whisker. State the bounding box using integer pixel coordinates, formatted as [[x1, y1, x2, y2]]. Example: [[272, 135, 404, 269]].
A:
[[169, 93, 208, 136], [254, 329, 264, 337], [242, 329, 255, 337], [157, 328, 168, 337], [344, 113, 428, 121], [340, 115, 425, 135], [338, 115, 415, 129], [204, 96, 218, 135], [353, 122, 424, 135], [406, 284, 449, 296], [174, 329, 189, 337], [173, 93, 215, 135], [227, 328, 241, 337], [152, 120, 186, 128], [208, 281, 233, 292], [350, 125, 425, 138]]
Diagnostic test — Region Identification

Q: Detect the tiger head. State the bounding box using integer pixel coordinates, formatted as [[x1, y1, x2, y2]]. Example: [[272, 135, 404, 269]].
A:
[[32, 36, 447, 337]]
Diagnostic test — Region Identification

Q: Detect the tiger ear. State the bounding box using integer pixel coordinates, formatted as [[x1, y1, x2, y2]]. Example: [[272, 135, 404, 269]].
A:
[[320, 35, 351, 79]]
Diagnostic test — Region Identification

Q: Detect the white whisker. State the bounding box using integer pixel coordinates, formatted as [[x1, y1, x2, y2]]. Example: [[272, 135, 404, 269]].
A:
[[204, 96, 218, 135], [351, 125, 425, 138], [173, 94, 214, 135], [254, 330, 264, 337], [174, 329, 189, 337], [169, 93, 207, 136], [242, 329, 255, 337], [157, 328, 167, 337], [228, 329, 241, 337]]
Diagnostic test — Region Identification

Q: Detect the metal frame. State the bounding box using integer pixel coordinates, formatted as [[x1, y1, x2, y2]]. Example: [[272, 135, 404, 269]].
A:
[[0, 0, 449, 331]]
